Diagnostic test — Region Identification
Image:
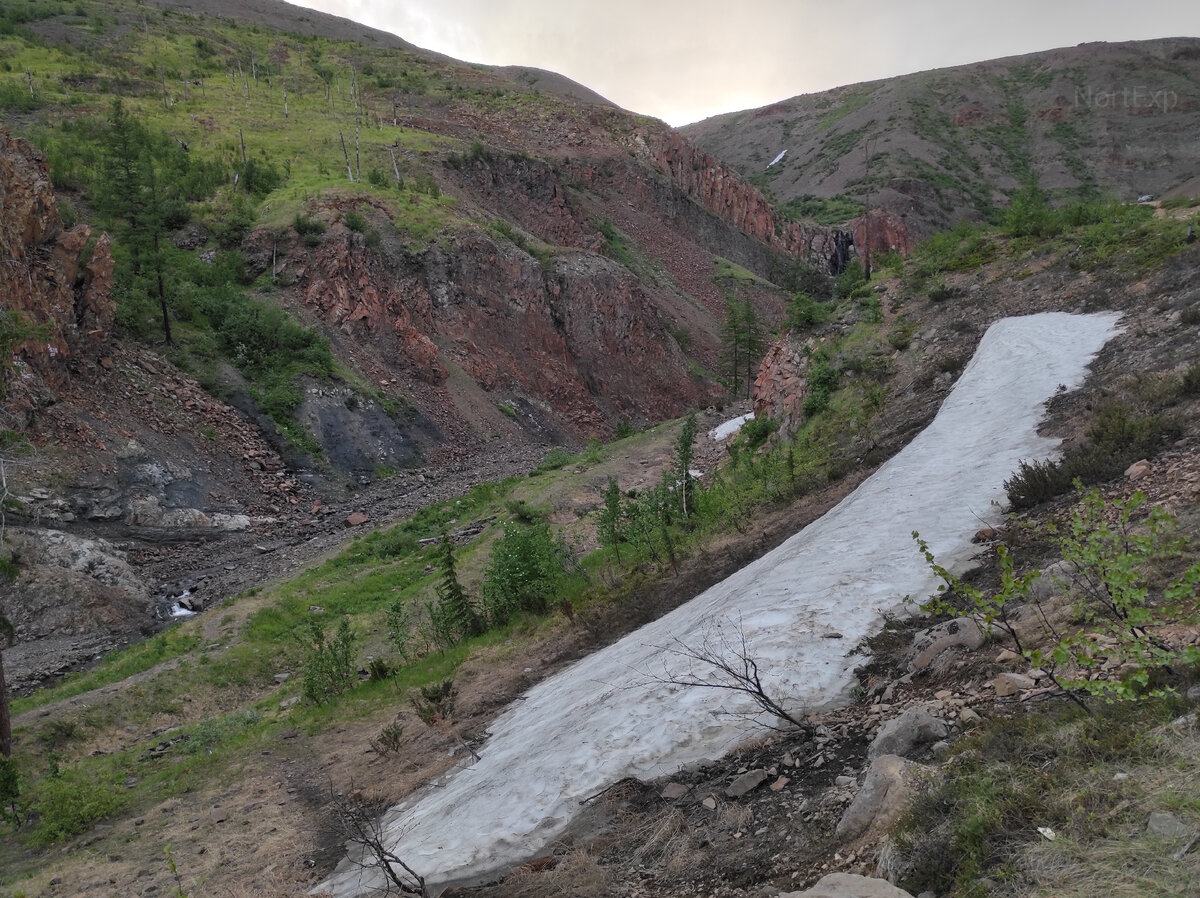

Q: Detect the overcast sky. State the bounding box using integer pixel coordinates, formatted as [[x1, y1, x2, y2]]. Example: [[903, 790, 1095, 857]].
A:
[[294, 1, 1200, 126]]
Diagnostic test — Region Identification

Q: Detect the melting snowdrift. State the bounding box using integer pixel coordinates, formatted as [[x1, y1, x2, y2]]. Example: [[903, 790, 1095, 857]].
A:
[[320, 312, 1121, 895]]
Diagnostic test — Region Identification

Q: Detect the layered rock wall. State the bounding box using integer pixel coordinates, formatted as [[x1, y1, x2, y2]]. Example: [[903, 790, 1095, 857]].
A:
[[645, 131, 843, 267], [753, 335, 814, 435], [0, 128, 114, 395]]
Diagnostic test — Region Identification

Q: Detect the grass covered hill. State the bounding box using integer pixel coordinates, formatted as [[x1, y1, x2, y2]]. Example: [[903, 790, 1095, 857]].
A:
[[682, 38, 1200, 233], [0, 0, 805, 477]]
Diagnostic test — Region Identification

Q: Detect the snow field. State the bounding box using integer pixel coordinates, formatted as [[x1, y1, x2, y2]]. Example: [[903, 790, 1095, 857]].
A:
[[320, 312, 1121, 895]]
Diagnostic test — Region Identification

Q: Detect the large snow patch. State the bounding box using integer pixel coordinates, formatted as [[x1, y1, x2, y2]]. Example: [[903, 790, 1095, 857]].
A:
[[320, 312, 1121, 895]]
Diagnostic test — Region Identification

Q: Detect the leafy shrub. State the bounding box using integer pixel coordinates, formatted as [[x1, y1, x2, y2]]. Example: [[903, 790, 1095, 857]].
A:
[[0, 754, 20, 828], [343, 210, 366, 233], [31, 766, 122, 846], [738, 415, 777, 453], [505, 498, 547, 524], [1005, 404, 1181, 508], [293, 213, 326, 246], [237, 156, 282, 197], [803, 358, 838, 418], [366, 658, 391, 681], [833, 260, 867, 299], [300, 617, 357, 705], [787, 291, 829, 329], [916, 489, 1200, 705], [371, 721, 405, 756], [1181, 360, 1200, 395], [409, 679, 456, 725], [482, 522, 564, 624], [1001, 180, 1061, 238], [533, 447, 571, 474], [888, 318, 916, 350], [927, 279, 956, 302]]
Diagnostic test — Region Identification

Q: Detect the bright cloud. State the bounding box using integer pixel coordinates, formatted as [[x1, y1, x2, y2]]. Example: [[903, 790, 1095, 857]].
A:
[[293, 1, 1200, 126]]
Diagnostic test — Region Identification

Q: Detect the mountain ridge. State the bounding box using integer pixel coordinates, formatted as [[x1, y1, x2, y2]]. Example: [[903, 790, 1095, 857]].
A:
[[682, 36, 1200, 233]]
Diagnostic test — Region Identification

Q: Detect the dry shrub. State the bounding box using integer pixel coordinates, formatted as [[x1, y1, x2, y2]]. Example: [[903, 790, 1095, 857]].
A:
[[494, 849, 612, 898], [630, 808, 690, 867]]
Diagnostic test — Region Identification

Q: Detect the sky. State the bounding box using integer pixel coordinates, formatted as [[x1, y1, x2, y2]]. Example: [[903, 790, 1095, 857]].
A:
[[293, 1, 1200, 126]]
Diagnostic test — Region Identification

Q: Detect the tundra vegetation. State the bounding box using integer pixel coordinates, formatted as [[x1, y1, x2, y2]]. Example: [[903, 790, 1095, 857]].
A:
[[3, 190, 1195, 888], [0, 3, 1198, 893]]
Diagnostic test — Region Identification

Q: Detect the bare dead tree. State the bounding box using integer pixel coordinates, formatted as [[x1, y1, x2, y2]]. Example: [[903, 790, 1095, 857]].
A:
[[326, 786, 428, 897], [340, 131, 354, 183], [648, 617, 814, 737]]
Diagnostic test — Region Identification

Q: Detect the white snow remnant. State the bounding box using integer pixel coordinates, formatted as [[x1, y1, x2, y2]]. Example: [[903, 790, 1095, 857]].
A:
[[320, 312, 1121, 896], [768, 149, 788, 167], [709, 412, 753, 441]]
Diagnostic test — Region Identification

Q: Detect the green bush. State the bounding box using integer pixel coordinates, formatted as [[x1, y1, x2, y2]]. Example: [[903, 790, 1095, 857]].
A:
[[293, 213, 327, 246], [1182, 360, 1200, 395], [237, 156, 283, 197], [481, 522, 564, 624], [0, 754, 20, 828], [343, 210, 366, 232], [738, 415, 777, 453], [300, 617, 357, 705], [1001, 180, 1061, 238], [927, 279, 956, 302], [833, 260, 866, 299], [533, 447, 571, 474], [802, 358, 838, 418], [31, 766, 123, 845], [915, 489, 1200, 705], [786, 291, 829, 329], [888, 318, 916, 350], [1005, 404, 1181, 508]]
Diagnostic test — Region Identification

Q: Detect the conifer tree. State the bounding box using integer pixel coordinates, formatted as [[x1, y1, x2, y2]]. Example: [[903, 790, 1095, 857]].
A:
[[597, 477, 625, 563], [434, 529, 483, 642]]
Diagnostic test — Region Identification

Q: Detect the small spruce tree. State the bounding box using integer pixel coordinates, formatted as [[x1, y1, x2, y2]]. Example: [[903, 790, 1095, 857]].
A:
[[434, 528, 484, 642]]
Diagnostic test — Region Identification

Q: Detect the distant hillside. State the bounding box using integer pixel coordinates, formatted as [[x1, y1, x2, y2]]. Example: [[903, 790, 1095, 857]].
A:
[[0, 0, 837, 491], [682, 38, 1200, 233]]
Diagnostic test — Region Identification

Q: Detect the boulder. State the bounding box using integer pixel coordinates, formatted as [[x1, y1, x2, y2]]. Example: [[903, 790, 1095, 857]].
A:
[[1147, 811, 1190, 838], [725, 769, 768, 798], [836, 755, 923, 842], [782, 872, 915, 897], [868, 707, 949, 760], [992, 672, 1035, 697], [908, 617, 984, 672], [1027, 560, 1076, 603]]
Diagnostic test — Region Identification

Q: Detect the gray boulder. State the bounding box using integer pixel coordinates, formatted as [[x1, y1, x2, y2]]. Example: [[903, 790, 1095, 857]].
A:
[[908, 617, 984, 672], [726, 768, 769, 798], [836, 755, 922, 841], [868, 707, 950, 760], [781, 872, 915, 897]]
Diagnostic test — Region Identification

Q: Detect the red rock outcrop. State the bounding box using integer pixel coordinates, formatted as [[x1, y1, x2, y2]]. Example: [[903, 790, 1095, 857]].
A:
[[291, 223, 717, 437], [644, 131, 842, 265], [753, 334, 815, 435], [852, 209, 914, 258], [0, 128, 114, 393]]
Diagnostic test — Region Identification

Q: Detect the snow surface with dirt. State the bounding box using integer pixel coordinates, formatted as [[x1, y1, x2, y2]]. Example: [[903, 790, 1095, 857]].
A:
[[709, 412, 754, 441], [320, 312, 1121, 895]]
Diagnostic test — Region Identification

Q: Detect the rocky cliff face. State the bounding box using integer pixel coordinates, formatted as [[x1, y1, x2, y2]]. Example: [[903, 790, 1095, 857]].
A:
[[645, 131, 842, 266], [0, 128, 114, 405], [282, 215, 718, 442], [753, 335, 815, 435]]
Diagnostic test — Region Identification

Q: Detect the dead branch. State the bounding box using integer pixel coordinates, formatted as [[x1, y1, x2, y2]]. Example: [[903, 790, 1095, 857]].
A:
[[325, 785, 428, 897], [649, 617, 814, 737]]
